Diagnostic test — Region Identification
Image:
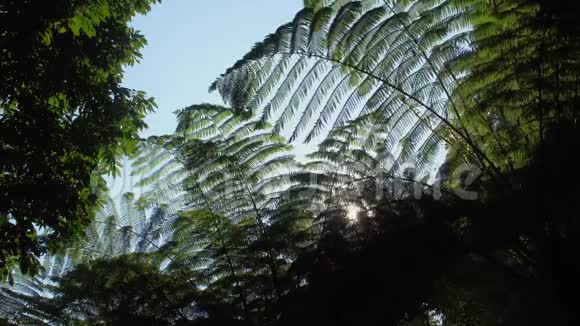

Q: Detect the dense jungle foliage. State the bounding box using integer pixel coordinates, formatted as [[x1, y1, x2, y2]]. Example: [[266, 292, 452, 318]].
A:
[[1, 0, 579, 325]]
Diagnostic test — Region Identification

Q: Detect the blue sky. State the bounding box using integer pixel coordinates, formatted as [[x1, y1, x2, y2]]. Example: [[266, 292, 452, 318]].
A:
[[122, 0, 303, 137]]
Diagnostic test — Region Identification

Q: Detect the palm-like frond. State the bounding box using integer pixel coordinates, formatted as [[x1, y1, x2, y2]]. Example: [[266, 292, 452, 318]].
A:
[[131, 104, 301, 317], [211, 0, 480, 173], [132, 104, 299, 227]]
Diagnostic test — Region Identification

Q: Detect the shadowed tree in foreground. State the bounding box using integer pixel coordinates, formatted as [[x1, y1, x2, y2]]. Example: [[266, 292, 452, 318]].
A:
[[0, 0, 159, 280]]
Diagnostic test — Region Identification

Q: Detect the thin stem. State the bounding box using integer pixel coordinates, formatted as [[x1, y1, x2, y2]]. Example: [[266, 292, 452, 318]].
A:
[[291, 50, 506, 183]]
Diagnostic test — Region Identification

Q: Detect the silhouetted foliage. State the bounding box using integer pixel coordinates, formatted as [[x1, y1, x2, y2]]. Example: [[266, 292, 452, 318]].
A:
[[52, 254, 199, 325]]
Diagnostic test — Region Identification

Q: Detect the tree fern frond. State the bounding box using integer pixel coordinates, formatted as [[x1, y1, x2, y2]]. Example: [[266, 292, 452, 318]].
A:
[[211, 0, 483, 177]]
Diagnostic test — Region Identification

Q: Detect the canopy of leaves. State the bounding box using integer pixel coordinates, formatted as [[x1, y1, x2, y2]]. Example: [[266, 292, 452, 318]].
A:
[[0, 0, 159, 281], [1, 0, 579, 325]]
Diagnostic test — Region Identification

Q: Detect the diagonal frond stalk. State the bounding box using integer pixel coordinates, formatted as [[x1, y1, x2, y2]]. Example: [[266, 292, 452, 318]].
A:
[[287, 49, 505, 180]]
